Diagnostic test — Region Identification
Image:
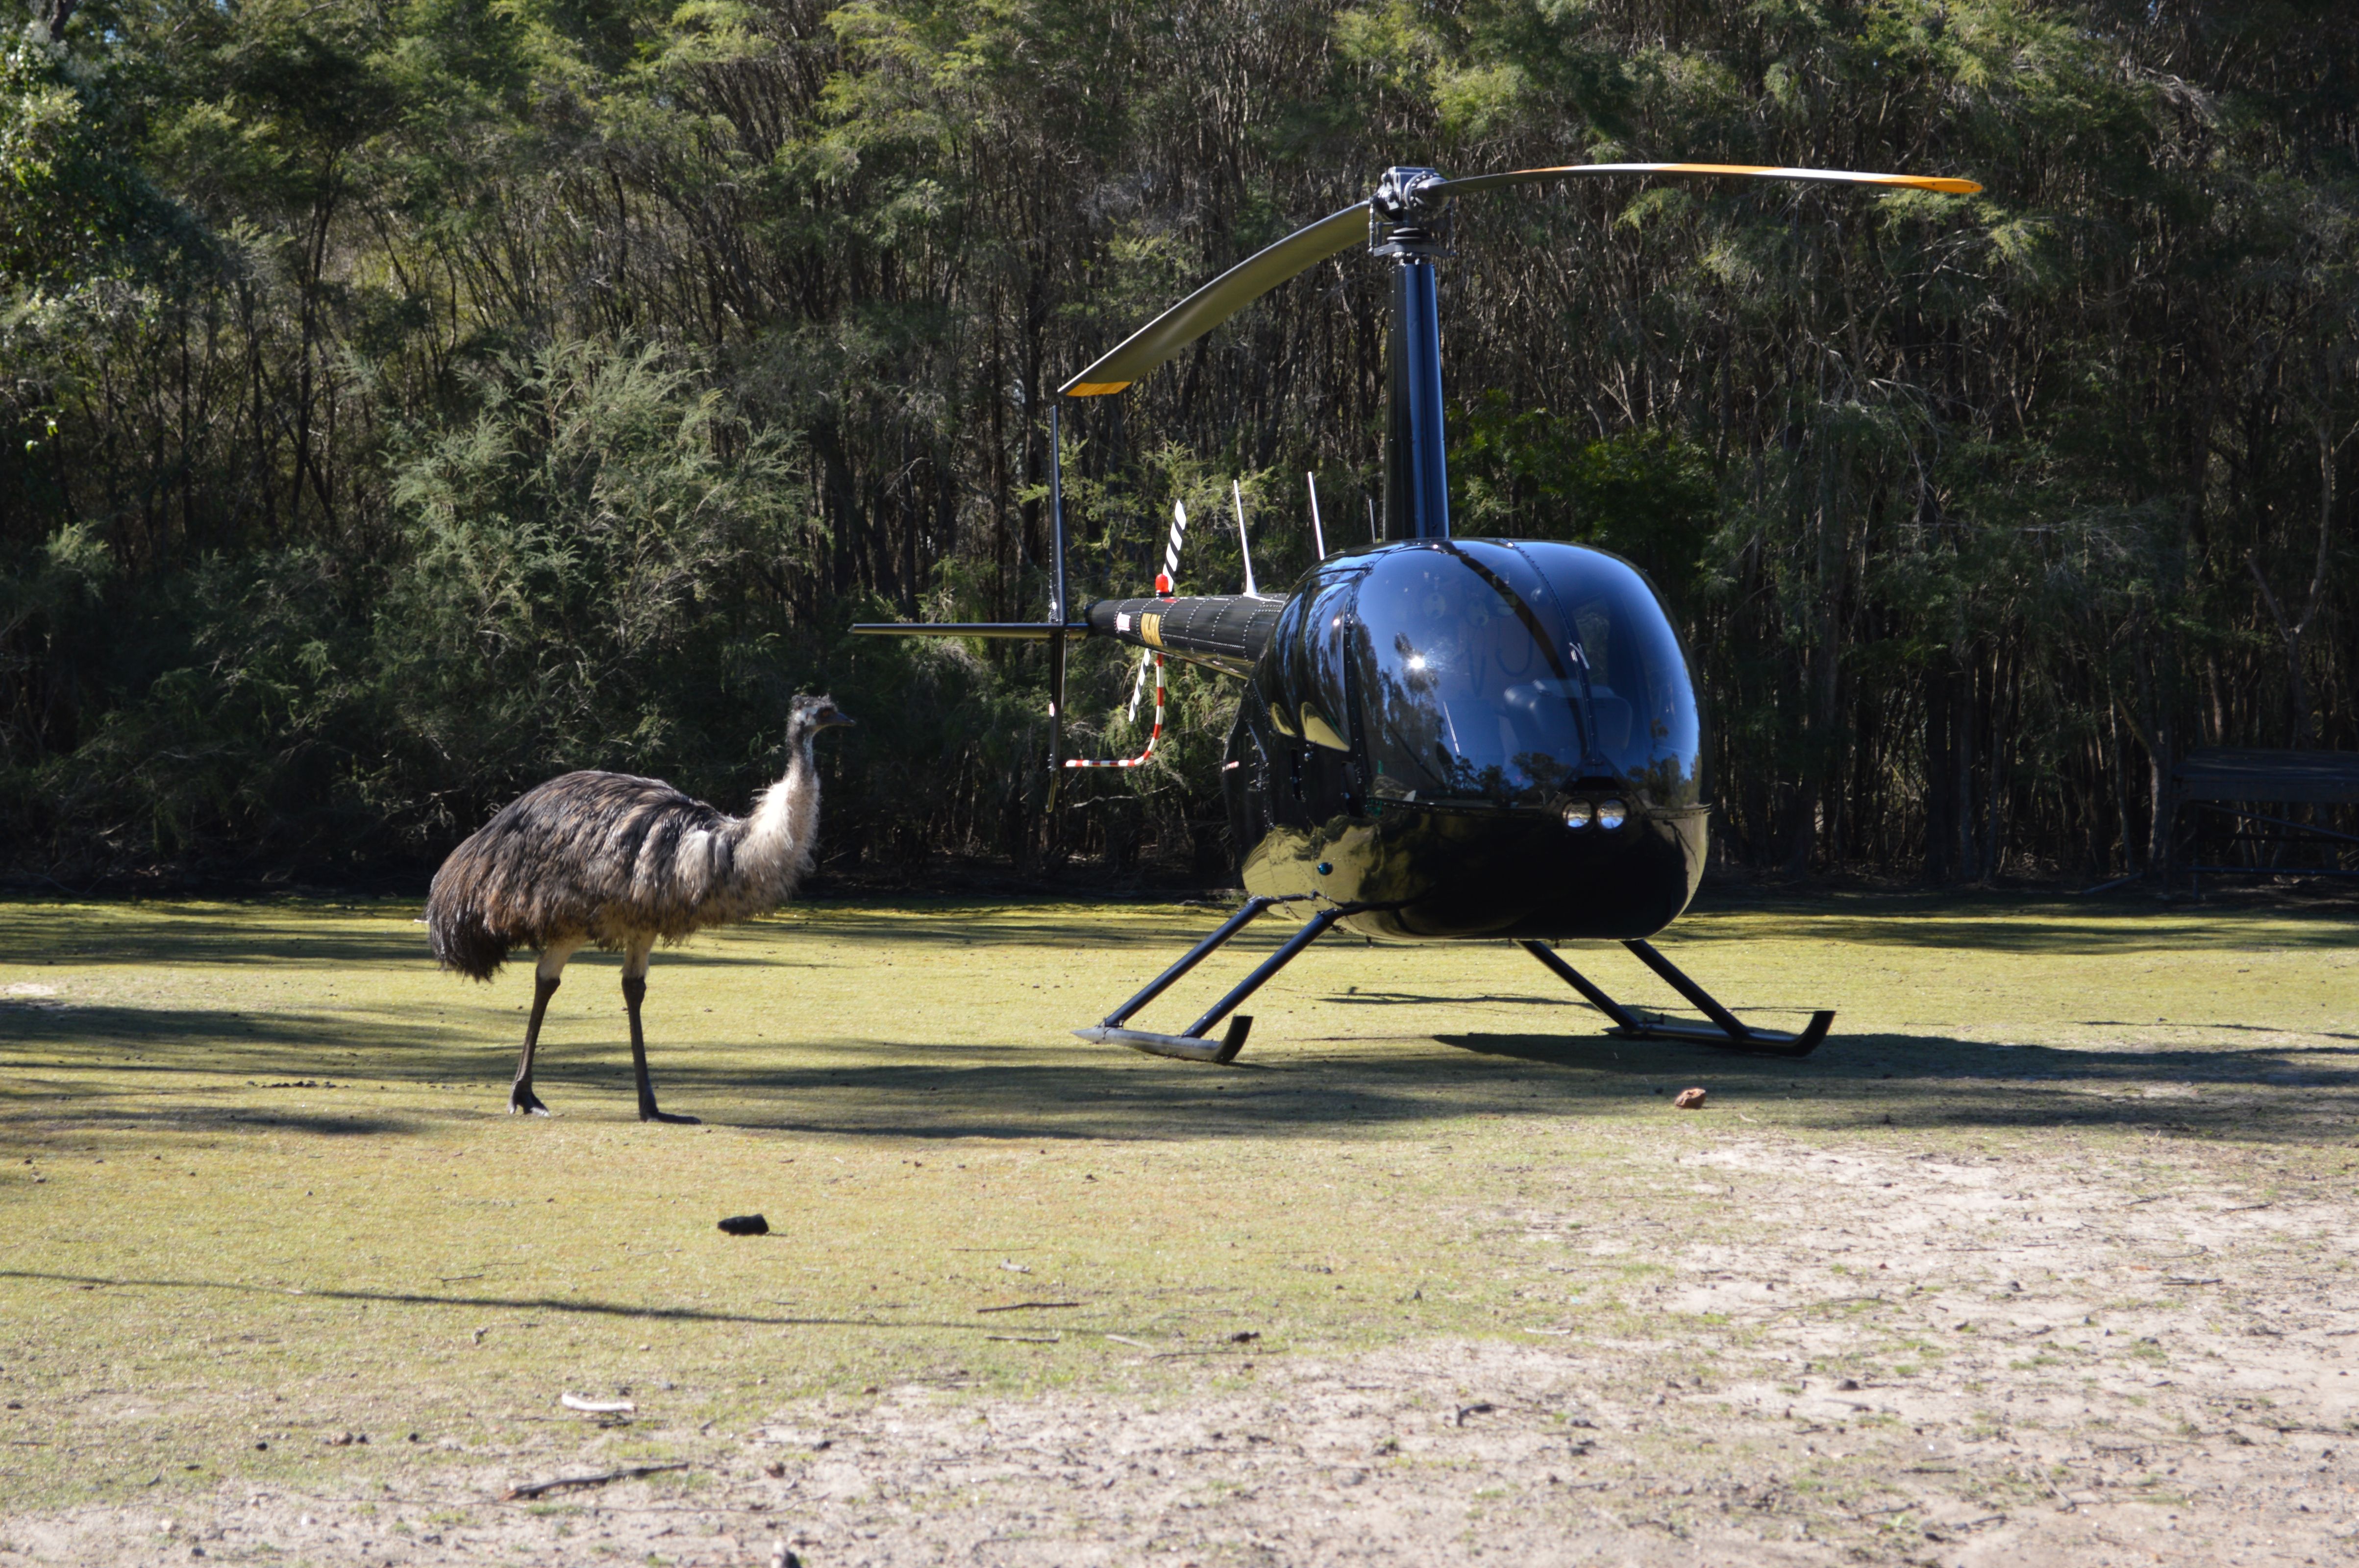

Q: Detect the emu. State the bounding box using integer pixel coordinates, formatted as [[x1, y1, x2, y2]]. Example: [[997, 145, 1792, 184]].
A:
[[424, 693, 852, 1122]]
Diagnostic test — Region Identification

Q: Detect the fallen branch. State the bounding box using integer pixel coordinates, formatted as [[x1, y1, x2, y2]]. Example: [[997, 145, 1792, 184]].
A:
[[560, 1394, 636, 1414], [501, 1462, 686, 1502]]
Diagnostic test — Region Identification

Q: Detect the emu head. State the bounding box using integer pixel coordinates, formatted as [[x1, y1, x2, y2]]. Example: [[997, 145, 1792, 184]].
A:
[[786, 693, 854, 746]]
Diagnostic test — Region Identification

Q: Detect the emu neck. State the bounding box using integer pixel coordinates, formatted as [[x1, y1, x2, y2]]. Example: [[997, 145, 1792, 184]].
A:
[[741, 734, 822, 890]]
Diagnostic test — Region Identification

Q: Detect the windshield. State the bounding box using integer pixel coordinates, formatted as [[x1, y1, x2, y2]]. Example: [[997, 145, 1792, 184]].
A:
[[1352, 542, 1589, 806], [1514, 541, 1702, 806], [1340, 540, 1701, 808]]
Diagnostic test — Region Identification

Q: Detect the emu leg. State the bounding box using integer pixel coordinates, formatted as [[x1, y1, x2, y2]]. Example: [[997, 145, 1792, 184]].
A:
[[622, 947, 696, 1124], [510, 940, 581, 1116], [510, 975, 560, 1116]]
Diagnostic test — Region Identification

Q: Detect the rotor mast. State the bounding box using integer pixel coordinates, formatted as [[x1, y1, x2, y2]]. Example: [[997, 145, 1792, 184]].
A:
[[1372, 167, 1452, 542]]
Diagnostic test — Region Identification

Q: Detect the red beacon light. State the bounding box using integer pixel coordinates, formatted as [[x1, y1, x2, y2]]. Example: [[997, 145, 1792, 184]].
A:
[[1154, 572, 1174, 597]]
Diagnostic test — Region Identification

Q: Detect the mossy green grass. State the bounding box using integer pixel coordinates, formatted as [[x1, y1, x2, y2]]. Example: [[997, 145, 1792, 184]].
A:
[[0, 891, 2351, 1513]]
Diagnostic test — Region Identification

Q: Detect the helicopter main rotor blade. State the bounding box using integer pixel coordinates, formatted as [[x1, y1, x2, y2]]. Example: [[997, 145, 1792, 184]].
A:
[[1057, 163, 1977, 400], [1059, 200, 1371, 398], [1427, 161, 1982, 199]]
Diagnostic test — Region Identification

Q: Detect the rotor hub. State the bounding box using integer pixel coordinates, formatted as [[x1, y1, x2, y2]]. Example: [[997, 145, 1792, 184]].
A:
[[1371, 165, 1448, 223]]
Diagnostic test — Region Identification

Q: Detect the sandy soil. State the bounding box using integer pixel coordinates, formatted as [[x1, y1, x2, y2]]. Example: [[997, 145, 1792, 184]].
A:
[[9, 1132, 2352, 1568]]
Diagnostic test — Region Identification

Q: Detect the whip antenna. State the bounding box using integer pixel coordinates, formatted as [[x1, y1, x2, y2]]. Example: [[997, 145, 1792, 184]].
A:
[[1307, 473, 1327, 559], [1046, 403, 1070, 800], [1233, 481, 1258, 596]]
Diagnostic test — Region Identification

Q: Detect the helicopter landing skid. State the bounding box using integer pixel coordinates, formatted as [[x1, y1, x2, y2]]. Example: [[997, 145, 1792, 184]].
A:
[[1074, 895, 1369, 1063], [1519, 939, 1834, 1057]]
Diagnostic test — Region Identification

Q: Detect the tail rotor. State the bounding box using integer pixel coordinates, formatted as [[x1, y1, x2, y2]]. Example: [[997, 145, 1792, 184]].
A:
[[1072, 498, 1188, 773], [1127, 500, 1190, 723]]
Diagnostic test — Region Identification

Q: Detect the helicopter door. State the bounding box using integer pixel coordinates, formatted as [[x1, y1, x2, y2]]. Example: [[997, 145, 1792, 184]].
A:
[[1256, 567, 1367, 825], [1223, 705, 1274, 848]]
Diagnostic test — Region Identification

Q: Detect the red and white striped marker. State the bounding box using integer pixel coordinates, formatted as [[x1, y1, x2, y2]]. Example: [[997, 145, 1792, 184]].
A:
[[1065, 650, 1166, 770], [1069, 500, 1187, 770]]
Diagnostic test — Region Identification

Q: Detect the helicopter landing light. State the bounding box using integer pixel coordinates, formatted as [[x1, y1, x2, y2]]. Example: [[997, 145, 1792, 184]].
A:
[[1597, 799, 1629, 830], [1561, 800, 1593, 830]]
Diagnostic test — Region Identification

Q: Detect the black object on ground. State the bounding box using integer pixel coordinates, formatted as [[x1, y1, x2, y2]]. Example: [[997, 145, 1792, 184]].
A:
[[718, 1214, 770, 1235], [501, 1461, 688, 1502]]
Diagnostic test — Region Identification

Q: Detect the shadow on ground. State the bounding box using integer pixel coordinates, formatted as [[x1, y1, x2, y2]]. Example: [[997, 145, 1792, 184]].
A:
[[5, 890, 2353, 971], [0, 1269, 1068, 1337], [5, 893, 2353, 1156], [6, 1009, 2354, 1152], [1437, 1026, 2357, 1140], [1664, 888, 2359, 953]]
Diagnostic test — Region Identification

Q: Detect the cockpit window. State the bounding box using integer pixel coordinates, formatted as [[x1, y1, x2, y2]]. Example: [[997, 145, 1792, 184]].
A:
[[1261, 565, 1364, 752], [1352, 543, 1589, 805], [1257, 542, 1702, 810], [1513, 541, 1702, 806]]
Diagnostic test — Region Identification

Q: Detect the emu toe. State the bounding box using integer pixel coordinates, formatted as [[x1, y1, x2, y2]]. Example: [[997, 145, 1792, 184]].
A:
[[509, 1085, 553, 1117], [641, 1108, 700, 1125]]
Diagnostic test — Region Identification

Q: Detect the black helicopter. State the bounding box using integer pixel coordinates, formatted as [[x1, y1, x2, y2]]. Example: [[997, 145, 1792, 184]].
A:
[[857, 160, 1979, 1064]]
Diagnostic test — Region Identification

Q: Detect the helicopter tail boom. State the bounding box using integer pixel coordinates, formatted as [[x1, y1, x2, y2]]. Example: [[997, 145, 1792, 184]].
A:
[[1086, 593, 1280, 679]]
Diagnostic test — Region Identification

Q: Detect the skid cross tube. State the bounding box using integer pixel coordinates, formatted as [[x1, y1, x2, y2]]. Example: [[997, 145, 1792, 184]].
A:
[[1518, 939, 1833, 1057], [1076, 897, 1357, 1064], [1517, 941, 1647, 1032], [1099, 895, 1301, 1027]]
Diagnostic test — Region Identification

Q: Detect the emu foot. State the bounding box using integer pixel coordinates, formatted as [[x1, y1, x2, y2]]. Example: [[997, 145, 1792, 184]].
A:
[[509, 1084, 553, 1117], [639, 1107, 700, 1125]]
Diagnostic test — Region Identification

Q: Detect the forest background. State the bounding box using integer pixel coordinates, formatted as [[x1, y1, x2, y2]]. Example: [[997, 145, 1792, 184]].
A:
[[2, 0, 2354, 889]]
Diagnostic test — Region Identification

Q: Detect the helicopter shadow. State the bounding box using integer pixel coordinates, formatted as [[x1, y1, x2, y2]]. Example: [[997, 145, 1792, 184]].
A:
[[1435, 1023, 2359, 1142], [1665, 890, 2359, 955]]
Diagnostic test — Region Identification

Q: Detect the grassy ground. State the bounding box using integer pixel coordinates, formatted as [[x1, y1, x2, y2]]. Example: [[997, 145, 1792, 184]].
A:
[[0, 890, 2354, 1564]]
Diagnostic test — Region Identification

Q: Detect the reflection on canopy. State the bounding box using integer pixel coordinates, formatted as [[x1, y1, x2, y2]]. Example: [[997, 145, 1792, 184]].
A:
[[1515, 542, 1702, 806], [1256, 540, 1699, 808], [1353, 544, 1588, 805], [1255, 540, 1701, 809]]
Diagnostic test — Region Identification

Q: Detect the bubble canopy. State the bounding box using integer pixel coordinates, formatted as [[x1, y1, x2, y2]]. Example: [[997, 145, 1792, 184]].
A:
[[1265, 540, 1702, 809]]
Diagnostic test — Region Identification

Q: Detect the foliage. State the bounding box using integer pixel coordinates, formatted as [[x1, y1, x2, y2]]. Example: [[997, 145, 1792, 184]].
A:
[[1451, 396, 1715, 610], [0, 0, 2354, 883]]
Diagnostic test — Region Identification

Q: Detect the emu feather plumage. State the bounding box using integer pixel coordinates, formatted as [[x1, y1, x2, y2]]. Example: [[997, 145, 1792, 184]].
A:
[[423, 692, 851, 1120]]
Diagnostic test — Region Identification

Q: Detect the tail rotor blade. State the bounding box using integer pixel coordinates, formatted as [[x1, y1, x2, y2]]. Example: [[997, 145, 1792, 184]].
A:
[[1135, 499, 1191, 722], [1307, 472, 1327, 559]]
